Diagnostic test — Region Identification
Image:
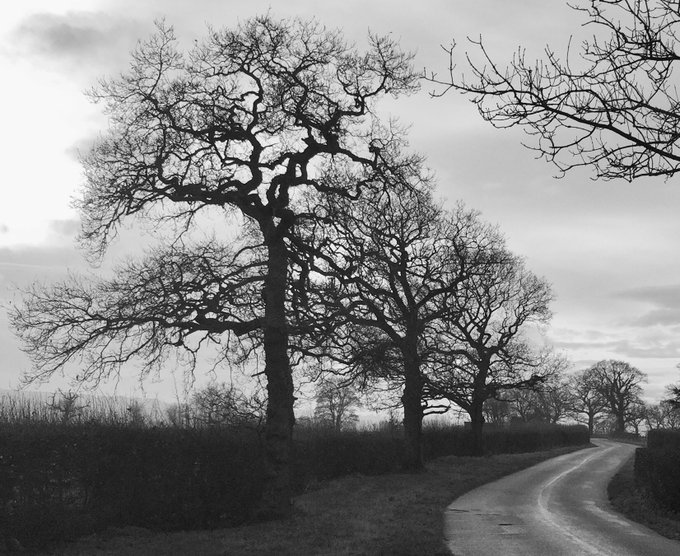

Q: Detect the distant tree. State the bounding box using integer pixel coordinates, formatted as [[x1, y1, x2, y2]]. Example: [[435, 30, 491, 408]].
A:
[[313, 377, 361, 431], [507, 388, 540, 424], [433, 0, 680, 181], [626, 399, 648, 435], [166, 402, 192, 428], [191, 382, 264, 428], [646, 400, 680, 429], [504, 368, 573, 425], [665, 364, 680, 406], [126, 400, 147, 427], [590, 360, 647, 433], [425, 256, 554, 454], [48, 389, 87, 424], [568, 368, 609, 435], [482, 397, 512, 426], [10, 16, 419, 518], [525, 363, 573, 424]]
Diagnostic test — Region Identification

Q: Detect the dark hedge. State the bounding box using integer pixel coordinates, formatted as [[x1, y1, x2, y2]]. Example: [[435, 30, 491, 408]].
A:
[[635, 429, 680, 513], [0, 421, 588, 550]]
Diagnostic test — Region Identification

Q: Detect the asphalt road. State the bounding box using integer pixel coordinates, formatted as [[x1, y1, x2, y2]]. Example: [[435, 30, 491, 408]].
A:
[[444, 439, 680, 556]]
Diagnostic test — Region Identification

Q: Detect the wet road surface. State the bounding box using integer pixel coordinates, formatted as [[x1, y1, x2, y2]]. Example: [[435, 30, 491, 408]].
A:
[[444, 439, 680, 555]]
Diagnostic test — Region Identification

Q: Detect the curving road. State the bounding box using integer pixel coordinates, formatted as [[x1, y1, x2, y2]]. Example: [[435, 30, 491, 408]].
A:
[[444, 439, 680, 556]]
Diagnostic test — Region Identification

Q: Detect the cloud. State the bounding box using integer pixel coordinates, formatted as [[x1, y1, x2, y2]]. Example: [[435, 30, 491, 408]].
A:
[[0, 224, 8, 234], [549, 325, 680, 360], [10, 12, 147, 71], [615, 284, 680, 306], [613, 284, 680, 326]]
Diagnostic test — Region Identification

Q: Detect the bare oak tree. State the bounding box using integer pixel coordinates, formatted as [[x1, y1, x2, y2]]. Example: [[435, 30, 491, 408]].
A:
[[10, 16, 419, 518], [568, 367, 609, 435], [432, 0, 680, 180], [589, 359, 647, 432], [313, 377, 361, 431], [425, 256, 554, 454], [299, 181, 503, 469]]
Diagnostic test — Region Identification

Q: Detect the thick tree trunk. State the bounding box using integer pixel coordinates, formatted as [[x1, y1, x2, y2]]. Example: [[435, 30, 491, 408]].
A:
[[257, 235, 295, 520], [401, 349, 424, 471], [587, 412, 595, 436], [469, 400, 485, 456], [615, 411, 626, 433]]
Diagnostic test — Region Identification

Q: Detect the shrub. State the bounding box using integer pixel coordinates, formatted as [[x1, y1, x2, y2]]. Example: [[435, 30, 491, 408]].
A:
[[636, 430, 680, 513]]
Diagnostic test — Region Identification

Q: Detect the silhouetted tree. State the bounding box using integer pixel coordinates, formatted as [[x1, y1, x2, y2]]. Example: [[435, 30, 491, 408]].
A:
[[10, 16, 419, 518], [646, 400, 680, 429], [482, 397, 512, 426], [568, 367, 609, 435], [48, 389, 87, 424], [531, 368, 574, 424], [300, 182, 504, 469], [313, 377, 361, 431], [433, 0, 680, 180], [665, 364, 680, 406], [589, 359, 647, 433], [192, 382, 264, 428], [425, 257, 554, 454], [626, 399, 648, 435]]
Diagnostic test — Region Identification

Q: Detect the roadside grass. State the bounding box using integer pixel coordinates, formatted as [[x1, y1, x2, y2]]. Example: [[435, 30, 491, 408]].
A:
[[608, 456, 680, 541], [50, 444, 588, 556]]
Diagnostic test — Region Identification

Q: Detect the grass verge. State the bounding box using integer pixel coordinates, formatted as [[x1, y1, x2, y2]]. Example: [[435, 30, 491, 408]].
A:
[[608, 455, 680, 541], [48, 444, 588, 556]]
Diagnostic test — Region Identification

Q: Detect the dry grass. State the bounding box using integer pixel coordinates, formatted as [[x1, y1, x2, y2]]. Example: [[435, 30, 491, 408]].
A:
[[48, 445, 587, 556], [608, 456, 680, 541]]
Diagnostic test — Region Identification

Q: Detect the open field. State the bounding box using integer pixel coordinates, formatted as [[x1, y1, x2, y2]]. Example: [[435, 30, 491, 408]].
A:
[[48, 445, 589, 556]]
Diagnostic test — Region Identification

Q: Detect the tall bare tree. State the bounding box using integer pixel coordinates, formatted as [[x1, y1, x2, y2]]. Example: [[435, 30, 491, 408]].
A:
[[432, 0, 680, 180], [425, 255, 554, 454], [568, 367, 609, 435], [299, 181, 504, 469], [10, 16, 419, 518], [589, 359, 647, 432]]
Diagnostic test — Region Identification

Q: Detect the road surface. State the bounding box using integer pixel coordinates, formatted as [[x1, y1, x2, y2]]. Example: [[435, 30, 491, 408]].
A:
[[444, 439, 680, 555]]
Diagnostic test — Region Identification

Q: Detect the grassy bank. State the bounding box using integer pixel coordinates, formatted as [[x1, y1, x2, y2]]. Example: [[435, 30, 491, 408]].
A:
[[608, 455, 680, 541], [50, 444, 588, 556]]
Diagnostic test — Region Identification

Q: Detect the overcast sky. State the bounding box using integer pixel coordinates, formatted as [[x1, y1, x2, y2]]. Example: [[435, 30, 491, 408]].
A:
[[1, 0, 679, 402]]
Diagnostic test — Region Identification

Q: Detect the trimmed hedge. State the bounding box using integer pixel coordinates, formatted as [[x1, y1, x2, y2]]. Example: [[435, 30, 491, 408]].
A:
[[0, 422, 588, 550], [635, 429, 680, 513], [646, 428, 680, 451], [0, 423, 263, 550]]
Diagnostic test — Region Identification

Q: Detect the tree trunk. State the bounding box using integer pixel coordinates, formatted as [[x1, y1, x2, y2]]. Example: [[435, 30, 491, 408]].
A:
[[469, 400, 485, 456], [401, 348, 424, 471], [587, 412, 595, 436], [256, 234, 295, 520], [615, 410, 626, 433]]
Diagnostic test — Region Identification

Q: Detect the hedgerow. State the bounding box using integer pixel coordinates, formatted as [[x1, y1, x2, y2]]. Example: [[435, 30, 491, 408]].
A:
[[0, 417, 588, 550]]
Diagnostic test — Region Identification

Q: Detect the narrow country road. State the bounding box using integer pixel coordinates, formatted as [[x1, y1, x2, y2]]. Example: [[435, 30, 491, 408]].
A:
[[444, 439, 680, 556]]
